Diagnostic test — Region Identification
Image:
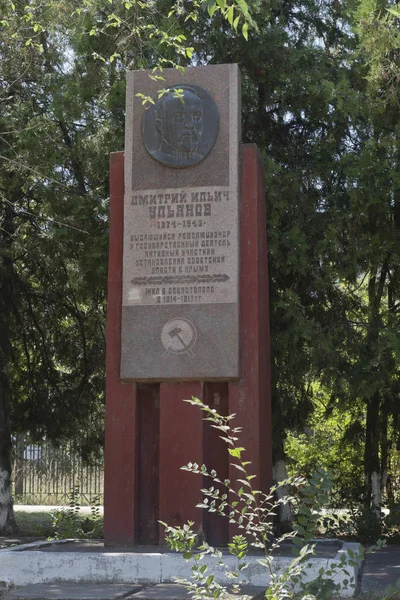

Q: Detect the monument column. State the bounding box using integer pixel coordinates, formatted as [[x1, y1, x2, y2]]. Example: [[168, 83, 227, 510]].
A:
[[104, 152, 137, 546], [104, 64, 272, 547], [229, 145, 272, 536], [158, 382, 204, 537]]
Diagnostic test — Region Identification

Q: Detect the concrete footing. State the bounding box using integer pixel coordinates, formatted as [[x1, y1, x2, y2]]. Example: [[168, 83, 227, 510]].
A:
[[0, 540, 362, 597]]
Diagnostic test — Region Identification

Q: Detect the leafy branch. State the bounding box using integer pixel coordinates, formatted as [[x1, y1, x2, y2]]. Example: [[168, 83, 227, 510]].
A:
[[161, 397, 366, 600]]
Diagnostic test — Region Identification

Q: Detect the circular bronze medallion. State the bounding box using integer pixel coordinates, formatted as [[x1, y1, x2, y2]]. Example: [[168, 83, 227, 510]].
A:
[[142, 84, 219, 169]]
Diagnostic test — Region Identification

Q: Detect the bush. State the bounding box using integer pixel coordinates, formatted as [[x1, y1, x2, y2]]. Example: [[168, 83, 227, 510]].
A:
[[162, 397, 366, 600], [383, 502, 400, 543], [351, 507, 382, 545], [50, 486, 103, 540]]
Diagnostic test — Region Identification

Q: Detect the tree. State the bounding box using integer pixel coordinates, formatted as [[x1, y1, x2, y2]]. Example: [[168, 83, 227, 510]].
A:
[[0, 0, 255, 534], [173, 0, 400, 513], [2, 0, 400, 536]]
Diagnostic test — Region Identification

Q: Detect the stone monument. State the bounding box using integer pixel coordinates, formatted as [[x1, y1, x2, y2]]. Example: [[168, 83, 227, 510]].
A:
[[104, 64, 271, 546], [121, 66, 240, 381]]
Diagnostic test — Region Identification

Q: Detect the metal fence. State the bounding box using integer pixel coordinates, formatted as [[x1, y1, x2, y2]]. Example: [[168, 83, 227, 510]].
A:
[[11, 437, 104, 505]]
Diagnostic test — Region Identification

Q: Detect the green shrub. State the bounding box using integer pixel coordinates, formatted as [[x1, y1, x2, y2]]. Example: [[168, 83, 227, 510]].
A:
[[50, 487, 103, 540], [383, 502, 400, 543], [162, 397, 367, 600], [352, 507, 382, 544]]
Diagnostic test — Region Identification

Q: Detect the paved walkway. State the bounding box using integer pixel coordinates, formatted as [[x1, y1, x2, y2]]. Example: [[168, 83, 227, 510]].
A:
[[5, 584, 264, 600], [360, 545, 400, 596]]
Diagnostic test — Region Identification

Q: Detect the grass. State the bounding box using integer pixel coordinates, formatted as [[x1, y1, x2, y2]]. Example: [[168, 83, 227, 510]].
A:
[[14, 510, 53, 537]]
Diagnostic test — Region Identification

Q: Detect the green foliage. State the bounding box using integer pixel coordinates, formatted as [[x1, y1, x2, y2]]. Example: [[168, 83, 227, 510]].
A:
[[181, 0, 400, 511], [383, 502, 400, 543], [50, 486, 103, 540], [1, 0, 255, 68], [292, 468, 332, 544], [1, 0, 400, 534], [162, 397, 365, 600], [285, 388, 365, 506], [15, 510, 53, 538], [351, 507, 383, 545], [0, 0, 258, 535]]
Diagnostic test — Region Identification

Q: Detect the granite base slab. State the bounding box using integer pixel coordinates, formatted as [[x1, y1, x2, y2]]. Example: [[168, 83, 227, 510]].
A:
[[0, 539, 361, 597]]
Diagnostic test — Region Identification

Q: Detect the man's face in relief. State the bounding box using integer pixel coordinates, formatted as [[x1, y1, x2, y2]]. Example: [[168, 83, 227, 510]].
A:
[[159, 88, 203, 155]]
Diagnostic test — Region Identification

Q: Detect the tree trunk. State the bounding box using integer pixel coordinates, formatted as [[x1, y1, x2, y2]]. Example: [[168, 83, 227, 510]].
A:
[[0, 200, 18, 534], [272, 435, 292, 532], [380, 405, 389, 498], [14, 435, 25, 498], [0, 377, 17, 534], [364, 393, 381, 513]]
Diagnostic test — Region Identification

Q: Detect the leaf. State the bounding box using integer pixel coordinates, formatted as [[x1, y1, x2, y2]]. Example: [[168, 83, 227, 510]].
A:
[[208, 2, 217, 17], [216, 0, 226, 7], [226, 5, 234, 25], [236, 479, 252, 489], [228, 447, 245, 458], [236, 0, 250, 17], [242, 22, 249, 40], [230, 463, 246, 473]]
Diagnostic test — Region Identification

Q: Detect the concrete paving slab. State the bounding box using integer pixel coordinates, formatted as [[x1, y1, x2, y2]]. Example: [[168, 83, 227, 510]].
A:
[[360, 546, 400, 595], [8, 584, 142, 600], [127, 584, 266, 600], [126, 585, 189, 600]]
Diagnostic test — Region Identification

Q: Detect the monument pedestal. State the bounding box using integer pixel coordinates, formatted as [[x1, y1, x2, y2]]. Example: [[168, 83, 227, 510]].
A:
[[104, 145, 271, 546]]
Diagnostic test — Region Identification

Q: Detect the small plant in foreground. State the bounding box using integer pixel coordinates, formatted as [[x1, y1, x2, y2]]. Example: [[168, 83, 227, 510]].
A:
[[351, 506, 383, 545], [162, 397, 369, 600], [49, 486, 103, 540]]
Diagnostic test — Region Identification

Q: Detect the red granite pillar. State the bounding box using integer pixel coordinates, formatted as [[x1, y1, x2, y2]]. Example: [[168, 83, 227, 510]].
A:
[[203, 383, 230, 545], [228, 144, 272, 535], [104, 152, 138, 545], [158, 382, 204, 543], [104, 144, 272, 546], [137, 384, 160, 544]]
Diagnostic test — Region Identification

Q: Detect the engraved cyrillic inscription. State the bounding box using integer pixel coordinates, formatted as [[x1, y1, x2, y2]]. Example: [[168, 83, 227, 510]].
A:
[[123, 186, 238, 306]]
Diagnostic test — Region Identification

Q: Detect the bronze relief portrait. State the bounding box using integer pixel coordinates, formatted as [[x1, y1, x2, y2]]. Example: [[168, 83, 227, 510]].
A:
[[142, 84, 220, 169]]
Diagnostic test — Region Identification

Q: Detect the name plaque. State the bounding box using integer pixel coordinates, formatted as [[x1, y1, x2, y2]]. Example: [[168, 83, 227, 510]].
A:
[[123, 186, 237, 307], [121, 65, 240, 381]]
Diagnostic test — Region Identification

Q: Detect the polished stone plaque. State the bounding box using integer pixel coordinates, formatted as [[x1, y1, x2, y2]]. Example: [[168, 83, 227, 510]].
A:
[[122, 64, 240, 381], [142, 85, 219, 169]]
